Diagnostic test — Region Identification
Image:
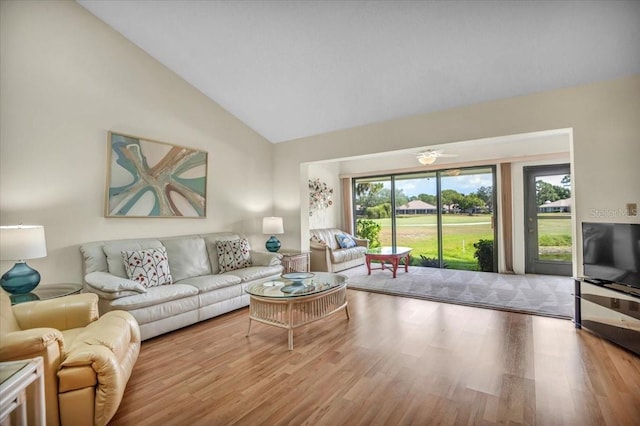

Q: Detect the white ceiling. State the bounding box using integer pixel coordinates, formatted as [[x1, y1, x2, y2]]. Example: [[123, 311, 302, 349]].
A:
[[77, 0, 640, 143]]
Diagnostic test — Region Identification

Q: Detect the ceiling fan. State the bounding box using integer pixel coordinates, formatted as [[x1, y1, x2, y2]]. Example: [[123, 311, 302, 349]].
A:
[[416, 149, 458, 165]]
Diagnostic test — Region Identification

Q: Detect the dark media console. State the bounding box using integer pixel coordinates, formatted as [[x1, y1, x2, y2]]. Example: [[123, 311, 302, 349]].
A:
[[574, 278, 640, 355]]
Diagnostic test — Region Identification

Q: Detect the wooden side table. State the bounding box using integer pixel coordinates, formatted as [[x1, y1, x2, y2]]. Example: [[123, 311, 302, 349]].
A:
[[279, 251, 310, 273], [9, 283, 82, 305], [0, 357, 45, 426]]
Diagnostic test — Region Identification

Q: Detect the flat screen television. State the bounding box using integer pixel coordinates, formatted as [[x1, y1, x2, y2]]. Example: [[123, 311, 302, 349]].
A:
[[582, 222, 640, 290]]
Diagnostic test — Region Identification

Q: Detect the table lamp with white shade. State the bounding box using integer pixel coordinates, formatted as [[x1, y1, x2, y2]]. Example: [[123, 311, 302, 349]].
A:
[[0, 225, 47, 294], [262, 217, 284, 252]]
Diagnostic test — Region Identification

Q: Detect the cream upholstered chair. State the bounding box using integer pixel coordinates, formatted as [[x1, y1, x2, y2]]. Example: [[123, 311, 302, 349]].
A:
[[309, 228, 369, 272], [0, 290, 140, 426]]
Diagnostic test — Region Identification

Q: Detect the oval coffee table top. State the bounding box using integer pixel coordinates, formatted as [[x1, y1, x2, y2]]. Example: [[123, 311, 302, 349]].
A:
[[366, 246, 412, 255], [246, 272, 346, 298]]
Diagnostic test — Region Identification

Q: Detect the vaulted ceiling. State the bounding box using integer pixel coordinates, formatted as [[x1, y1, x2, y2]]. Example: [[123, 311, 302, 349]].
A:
[[78, 1, 640, 143]]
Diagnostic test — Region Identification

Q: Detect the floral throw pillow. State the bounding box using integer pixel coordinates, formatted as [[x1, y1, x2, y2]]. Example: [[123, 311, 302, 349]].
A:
[[335, 233, 357, 249], [216, 239, 252, 273], [122, 247, 173, 288]]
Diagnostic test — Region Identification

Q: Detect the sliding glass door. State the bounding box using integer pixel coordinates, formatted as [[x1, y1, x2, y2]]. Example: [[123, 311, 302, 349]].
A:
[[353, 166, 496, 272]]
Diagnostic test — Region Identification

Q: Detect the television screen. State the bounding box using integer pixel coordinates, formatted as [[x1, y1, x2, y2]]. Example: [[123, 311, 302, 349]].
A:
[[582, 222, 640, 289]]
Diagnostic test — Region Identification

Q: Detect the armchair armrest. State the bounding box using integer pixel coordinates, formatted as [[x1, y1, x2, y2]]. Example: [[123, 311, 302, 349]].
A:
[[1, 329, 66, 426], [13, 293, 99, 331], [0, 328, 64, 361], [60, 310, 141, 426], [250, 250, 282, 266]]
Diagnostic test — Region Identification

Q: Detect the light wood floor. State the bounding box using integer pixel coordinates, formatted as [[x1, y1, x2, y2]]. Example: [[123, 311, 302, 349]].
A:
[[109, 290, 640, 425]]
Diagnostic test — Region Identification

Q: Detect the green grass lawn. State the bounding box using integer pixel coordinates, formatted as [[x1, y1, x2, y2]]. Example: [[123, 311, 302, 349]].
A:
[[364, 213, 572, 271], [537, 214, 572, 261]]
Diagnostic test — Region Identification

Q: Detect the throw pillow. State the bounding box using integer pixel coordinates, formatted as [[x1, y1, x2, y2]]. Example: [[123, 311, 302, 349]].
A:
[[216, 239, 252, 273], [335, 233, 357, 249], [310, 234, 327, 245], [122, 247, 173, 288]]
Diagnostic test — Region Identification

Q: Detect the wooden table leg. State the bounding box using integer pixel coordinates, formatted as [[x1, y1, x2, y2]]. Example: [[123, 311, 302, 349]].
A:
[[366, 256, 372, 275], [391, 258, 399, 278], [404, 253, 410, 272]]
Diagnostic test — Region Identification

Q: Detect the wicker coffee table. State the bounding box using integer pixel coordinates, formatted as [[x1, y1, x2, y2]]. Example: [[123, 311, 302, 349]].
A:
[[245, 272, 349, 350]]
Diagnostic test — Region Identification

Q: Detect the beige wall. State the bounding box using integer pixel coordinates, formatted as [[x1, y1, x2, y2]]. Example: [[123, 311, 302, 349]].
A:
[[308, 163, 342, 230], [2, 1, 638, 285], [0, 1, 274, 283], [274, 75, 640, 275]]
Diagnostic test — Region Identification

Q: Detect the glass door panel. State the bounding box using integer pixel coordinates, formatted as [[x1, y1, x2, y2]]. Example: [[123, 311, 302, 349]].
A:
[[354, 176, 392, 247], [524, 165, 572, 275], [440, 167, 495, 271], [394, 172, 439, 267]]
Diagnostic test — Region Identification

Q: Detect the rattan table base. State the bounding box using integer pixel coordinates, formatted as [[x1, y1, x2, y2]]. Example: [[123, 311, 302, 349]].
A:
[[246, 284, 349, 350]]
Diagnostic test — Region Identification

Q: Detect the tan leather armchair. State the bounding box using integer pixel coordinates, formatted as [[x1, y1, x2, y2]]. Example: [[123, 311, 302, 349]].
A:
[[0, 291, 140, 426]]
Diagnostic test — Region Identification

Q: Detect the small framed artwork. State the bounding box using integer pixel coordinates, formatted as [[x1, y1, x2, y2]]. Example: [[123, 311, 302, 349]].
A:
[[105, 131, 208, 218]]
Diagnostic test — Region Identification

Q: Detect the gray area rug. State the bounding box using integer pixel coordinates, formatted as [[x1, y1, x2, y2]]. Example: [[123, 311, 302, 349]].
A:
[[341, 265, 574, 319]]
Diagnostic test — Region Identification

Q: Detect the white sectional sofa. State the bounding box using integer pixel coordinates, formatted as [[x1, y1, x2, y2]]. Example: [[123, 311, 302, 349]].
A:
[[80, 232, 283, 340]]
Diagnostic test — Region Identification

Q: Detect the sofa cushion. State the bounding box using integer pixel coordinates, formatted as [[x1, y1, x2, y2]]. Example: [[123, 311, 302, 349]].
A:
[[177, 274, 241, 293], [161, 237, 211, 282], [103, 239, 163, 278], [216, 239, 252, 273], [122, 247, 173, 288], [223, 265, 283, 282], [335, 233, 357, 248], [331, 246, 367, 264]]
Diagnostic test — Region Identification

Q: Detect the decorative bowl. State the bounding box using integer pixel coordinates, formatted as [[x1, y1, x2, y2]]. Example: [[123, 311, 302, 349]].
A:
[[280, 272, 315, 293]]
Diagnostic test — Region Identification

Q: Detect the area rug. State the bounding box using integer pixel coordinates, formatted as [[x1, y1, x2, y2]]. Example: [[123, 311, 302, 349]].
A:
[[341, 265, 574, 319]]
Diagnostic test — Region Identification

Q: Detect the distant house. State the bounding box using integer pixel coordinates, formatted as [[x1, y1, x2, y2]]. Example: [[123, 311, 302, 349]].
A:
[[538, 197, 571, 213], [396, 200, 437, 214]]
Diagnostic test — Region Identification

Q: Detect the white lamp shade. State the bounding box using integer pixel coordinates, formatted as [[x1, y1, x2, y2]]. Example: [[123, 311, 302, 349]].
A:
[[262, 217, 284, 235], [0, 225, 47, 261]]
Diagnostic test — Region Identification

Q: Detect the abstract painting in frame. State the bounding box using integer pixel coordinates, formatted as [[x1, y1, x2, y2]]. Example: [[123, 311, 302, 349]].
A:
[[105, 132, 207, 218]]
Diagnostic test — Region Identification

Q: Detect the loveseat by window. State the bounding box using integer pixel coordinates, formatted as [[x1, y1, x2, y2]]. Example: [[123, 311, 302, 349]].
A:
[[309, 228, 368, 272]]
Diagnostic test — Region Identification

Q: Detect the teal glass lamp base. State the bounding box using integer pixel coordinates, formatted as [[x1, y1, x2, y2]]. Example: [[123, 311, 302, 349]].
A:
[[1, 262, 41, 294], [265, 236, 281, 252]]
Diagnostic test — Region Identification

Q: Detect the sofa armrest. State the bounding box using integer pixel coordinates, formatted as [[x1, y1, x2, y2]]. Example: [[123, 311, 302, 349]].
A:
[[354, 237, 369, 248], [309, 243, 331, 272], [12, 293, 99, 331], [250, 250, 282, 266], [310, 241, 330, 251], [85, 271, 147, 294]]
